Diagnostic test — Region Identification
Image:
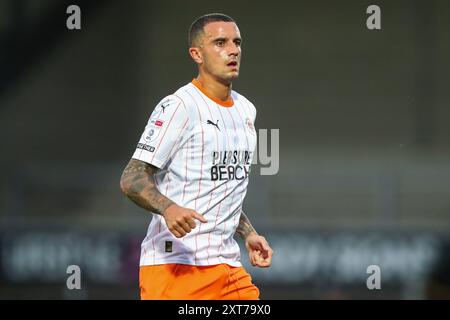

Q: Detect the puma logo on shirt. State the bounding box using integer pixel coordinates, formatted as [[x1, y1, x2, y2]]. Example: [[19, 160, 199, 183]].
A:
[[207, 119, 220, 131]]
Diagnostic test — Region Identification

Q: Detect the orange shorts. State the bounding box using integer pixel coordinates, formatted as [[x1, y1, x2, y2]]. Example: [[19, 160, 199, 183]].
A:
[[139, 263, 260, 300]]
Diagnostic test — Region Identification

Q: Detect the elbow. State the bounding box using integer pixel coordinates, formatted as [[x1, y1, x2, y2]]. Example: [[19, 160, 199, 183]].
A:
[[120, 173, 130, 196]]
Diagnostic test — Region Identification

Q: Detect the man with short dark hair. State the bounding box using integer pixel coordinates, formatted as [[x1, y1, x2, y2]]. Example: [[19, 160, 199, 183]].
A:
[[120, 13, 273, 300]]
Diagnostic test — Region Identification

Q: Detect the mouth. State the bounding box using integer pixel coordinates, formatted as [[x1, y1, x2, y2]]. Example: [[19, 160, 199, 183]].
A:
[[227, 61, 238, 68]]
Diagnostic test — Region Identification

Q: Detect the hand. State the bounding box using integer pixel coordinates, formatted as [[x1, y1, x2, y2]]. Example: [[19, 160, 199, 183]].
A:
[[162, 204, 207, 238], [245, 233, 274, 268]]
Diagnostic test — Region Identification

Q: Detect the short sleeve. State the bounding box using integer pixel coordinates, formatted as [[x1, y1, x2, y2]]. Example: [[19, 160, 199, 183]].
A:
[[132, 95, 189, 168]]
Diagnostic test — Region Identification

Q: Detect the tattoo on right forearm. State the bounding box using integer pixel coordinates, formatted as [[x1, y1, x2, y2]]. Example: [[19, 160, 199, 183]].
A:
[[120, 159, 174, 215]]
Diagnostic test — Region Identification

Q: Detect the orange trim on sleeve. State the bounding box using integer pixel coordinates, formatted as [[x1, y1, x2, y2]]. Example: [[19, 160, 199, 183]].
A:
[[191, 78, 234, 107]]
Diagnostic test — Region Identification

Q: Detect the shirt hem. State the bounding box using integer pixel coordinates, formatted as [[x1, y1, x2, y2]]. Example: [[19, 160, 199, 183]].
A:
[[140, 259, 242, 268]]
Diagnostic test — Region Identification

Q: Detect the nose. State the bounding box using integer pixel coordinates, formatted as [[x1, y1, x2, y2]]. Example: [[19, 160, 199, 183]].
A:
[[228, 42, 240, 57]]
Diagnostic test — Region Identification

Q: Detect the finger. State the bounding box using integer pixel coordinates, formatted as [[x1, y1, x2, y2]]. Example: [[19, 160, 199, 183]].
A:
[[250, 251, 258, 265], [256, 260, 271, 268], [259, 252, 273, 267], [251, 250, 263, 265], [192, 212, 208, 223], [254, 254, 270, 267], [169, 227, 182, 238], [178, 221, 192, 233], [172, 224, 186, 238], [261, 248, 273, 259], [263, 252, 272, 264], [256, 251, 264, 263], [186, 218, 197, 229], [249, 252, 256, 266]]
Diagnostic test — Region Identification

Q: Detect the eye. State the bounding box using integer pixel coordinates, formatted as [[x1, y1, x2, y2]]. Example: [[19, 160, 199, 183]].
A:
[[234, 40, 241, 46], [216, 40, 225, 46]]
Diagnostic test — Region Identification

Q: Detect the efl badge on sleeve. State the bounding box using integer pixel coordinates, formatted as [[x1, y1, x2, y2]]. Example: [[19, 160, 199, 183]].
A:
[[245, 117, 256, 135], [144, 118, 164, 142]]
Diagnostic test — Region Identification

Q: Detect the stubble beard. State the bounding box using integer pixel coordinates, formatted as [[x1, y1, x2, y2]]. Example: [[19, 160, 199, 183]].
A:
[[203, 58, 239, 85]]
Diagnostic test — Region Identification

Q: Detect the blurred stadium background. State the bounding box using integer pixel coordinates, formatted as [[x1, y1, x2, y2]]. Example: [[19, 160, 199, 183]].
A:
[[1, 0, 449, 299]]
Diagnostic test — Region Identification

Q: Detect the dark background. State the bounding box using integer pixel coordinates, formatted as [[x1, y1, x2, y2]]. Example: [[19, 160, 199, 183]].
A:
[[0, 0, 449, 299]]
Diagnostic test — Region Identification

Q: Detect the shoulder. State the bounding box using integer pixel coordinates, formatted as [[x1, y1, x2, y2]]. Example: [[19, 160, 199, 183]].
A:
[[155, 84, 188, 109], [151, 83, 198, 116], [148, 85, 194, 124], [231, 90, 257, 120], [170, 82, 201, 111], [152, 82, 208, 124]]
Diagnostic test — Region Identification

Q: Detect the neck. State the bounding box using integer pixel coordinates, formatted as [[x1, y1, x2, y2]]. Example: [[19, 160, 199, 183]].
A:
[[195, 73, 232, 102]]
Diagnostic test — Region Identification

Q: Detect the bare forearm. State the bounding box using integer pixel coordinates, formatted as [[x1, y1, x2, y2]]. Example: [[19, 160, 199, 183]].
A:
[[120, 159, 174, 215], [236, 211, 257, 239]]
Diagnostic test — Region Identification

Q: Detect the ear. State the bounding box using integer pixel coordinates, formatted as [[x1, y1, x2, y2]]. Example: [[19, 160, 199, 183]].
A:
[[189, 47, 203, 64]]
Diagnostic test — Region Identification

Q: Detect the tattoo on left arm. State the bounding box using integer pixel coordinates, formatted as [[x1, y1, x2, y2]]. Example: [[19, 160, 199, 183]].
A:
[[236, 211, 257, 239], [120, 159, 174, 215]]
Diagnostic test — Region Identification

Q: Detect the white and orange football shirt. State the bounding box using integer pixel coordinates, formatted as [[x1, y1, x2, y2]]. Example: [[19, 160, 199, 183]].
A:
[[131, 79, 257, 267]]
